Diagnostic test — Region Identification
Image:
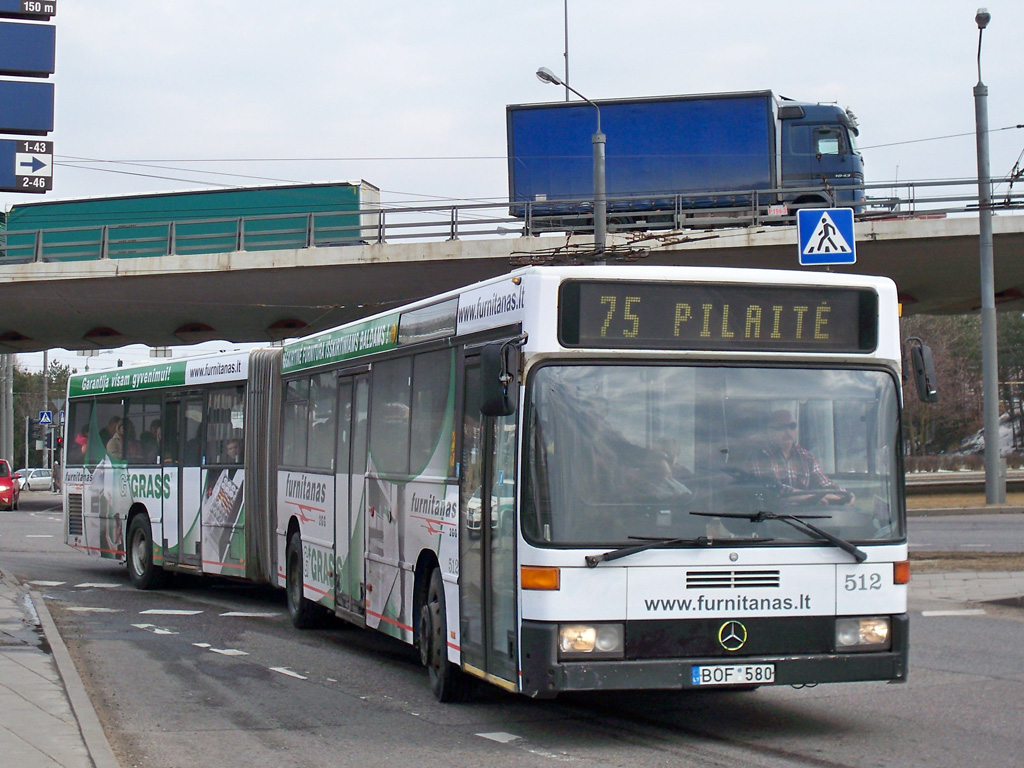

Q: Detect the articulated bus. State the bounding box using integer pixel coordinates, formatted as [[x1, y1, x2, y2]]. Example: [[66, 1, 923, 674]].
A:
[[63, 265, 924, 701]]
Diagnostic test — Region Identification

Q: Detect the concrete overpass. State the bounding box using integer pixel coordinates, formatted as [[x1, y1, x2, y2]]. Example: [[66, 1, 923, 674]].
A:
[[2, 213, 1024, 354]]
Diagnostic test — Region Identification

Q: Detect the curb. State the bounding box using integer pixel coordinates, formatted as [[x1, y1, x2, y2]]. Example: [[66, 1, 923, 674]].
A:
[[31, 590, 121, 768], [908, 506, 1024, 517]]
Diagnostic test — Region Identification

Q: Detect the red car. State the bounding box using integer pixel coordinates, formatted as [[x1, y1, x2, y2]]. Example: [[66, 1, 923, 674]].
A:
[[0, 459, 19, 511]]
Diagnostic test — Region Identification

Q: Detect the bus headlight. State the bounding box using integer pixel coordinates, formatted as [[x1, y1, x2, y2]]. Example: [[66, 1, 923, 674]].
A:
[[558, 623, 624, 659], [835, 617, 891, 652]]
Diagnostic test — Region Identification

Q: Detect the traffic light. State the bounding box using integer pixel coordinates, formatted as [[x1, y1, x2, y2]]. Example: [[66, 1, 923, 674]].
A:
[[30, 418, 42, 440]]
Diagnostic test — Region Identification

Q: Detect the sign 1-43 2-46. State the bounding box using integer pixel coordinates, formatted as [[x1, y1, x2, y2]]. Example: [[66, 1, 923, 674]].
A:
[[0, 138, 53, 193]]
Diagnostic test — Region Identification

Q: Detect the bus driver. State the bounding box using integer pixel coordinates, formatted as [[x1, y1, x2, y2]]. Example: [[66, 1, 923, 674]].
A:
[[752, 409, 854, 505]]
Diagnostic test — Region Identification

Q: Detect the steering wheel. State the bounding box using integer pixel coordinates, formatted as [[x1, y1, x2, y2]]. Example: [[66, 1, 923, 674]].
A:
[[788, 489, 853, 505]]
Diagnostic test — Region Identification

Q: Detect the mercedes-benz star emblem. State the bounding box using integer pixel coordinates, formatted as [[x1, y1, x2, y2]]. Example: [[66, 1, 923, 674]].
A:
[[718, 620, 747, 652]]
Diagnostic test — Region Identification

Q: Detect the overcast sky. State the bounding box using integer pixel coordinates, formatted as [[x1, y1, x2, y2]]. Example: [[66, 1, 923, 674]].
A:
[[7, 0, 1024, 372]]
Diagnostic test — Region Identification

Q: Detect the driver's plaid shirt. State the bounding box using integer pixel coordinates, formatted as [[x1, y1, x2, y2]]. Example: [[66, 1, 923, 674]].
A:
[[752, 442, 842, 497]]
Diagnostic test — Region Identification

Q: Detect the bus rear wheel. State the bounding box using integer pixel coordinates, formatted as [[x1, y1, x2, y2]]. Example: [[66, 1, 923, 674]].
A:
[[420, 568, 472, 702], [127, 515, 166, 590], [286, 533, 325, 628]]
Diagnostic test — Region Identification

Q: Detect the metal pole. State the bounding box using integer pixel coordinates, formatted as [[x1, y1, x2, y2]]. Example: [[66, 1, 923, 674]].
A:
[[0, 354, 7, 461], [42, 350, 49, 469], [974, 8, 1005, 504], [592, 129, 607, 263], [563, 0, 570, 102], [536, 68, 606, 262]]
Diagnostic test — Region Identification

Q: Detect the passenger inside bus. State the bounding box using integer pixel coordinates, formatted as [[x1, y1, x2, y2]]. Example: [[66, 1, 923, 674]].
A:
[[123, 419, 142, 463], [105, 417, 124, 460], [223, 437, 243, 464], [69, 427, 88, 465], [139, 420, 161, 463], [636, 456, 692, 502]]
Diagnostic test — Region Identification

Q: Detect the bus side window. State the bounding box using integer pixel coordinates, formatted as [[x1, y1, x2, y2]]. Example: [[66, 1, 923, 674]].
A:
[[162, 401, 180, 464], [307, 373, 336, 470], [182, 399, 204, 466], [66, 400, 93, 466], [205, 386, 246, 465]]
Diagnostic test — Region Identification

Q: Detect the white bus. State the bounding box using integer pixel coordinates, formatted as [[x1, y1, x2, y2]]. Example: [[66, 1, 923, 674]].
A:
[[64, 265, 927, 701]]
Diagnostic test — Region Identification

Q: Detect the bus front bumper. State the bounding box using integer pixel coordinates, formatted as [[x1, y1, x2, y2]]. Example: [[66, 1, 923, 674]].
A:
[[519, 615, 908, 698]]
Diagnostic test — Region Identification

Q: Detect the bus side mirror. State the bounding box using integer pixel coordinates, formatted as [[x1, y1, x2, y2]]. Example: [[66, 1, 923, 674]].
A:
[[480, 341, 520, 417], [906, 338, 938, 403]]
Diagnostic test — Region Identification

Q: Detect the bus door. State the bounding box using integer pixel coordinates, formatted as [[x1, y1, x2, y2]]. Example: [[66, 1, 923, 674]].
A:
[[459, 358, 518, 686], [334, 372, 369, 621], [163, 393, 204, 569]]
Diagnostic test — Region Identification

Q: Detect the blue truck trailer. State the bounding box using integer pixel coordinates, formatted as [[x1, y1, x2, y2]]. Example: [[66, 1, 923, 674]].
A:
[[507, 90, 863, 230]]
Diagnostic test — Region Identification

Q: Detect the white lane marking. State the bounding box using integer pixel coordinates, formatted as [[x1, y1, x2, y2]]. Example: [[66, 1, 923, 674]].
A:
[[66, 607, 123, 613], [220, 611, 280, 618], [193, 643, 211, 648], [270, 667, 308, 680], [921, 609, 987, 617], [477, 732, 521, 744], [28, 580, 65, 587], [210, 648, 249, 657], [131, 623, 179, 635], [75, 583, 120, 589], [26, 534, 53, 538], [139, 609, 202, 616]]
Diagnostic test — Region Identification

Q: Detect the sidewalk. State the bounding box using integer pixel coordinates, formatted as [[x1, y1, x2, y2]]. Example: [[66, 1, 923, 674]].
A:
[[910, 570, 1024, 605], [0, 564, 1022, 768], [0, 567, 118, 768]]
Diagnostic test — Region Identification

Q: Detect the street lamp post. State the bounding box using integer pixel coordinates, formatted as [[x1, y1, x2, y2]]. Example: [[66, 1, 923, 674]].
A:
[[536, 66, 606, 262], [974, 7, 1005, 504]]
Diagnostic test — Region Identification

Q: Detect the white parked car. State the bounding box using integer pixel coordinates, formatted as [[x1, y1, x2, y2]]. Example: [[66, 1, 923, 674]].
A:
[[16, 467, 52, 492]]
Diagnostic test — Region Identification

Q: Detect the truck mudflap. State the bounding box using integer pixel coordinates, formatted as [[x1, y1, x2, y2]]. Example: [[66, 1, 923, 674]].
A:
[[519, 615, 908, 698]]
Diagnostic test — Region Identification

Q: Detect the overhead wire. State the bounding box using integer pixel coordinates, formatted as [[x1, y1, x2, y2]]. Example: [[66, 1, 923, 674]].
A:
[[858, 123, 1024, 151], [53, 155, 510, 209]]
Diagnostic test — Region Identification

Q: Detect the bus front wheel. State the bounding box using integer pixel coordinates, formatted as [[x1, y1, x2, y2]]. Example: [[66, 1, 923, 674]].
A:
[[127, 515, 165, 590], [420, 568, 472, 702]]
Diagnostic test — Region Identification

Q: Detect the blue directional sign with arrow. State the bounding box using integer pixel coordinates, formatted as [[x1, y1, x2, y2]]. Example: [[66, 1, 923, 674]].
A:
[[0, 138, 52, 192], [0, 3, 55, 194]]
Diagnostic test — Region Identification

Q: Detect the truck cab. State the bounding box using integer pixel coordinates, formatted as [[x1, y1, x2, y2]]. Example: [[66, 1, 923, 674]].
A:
[[778, 101, 864, 208]]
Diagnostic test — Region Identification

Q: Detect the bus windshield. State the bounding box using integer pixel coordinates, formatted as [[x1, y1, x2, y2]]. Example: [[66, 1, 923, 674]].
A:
[[523, 363, 902, 548]]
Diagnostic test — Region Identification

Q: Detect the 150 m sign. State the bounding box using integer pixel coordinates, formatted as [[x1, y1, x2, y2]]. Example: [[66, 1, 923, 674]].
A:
[[0, 1, 56, 20]]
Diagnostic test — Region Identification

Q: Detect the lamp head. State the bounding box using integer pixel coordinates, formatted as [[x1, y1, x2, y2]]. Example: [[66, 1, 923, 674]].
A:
[[976, 7, 990, 29], [536, 66, 563, 86]]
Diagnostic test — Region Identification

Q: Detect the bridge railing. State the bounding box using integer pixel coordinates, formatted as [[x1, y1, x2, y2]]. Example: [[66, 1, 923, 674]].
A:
[[2, 177, 1022, 264]]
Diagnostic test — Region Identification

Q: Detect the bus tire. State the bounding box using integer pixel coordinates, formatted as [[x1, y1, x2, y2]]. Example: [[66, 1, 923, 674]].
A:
[[420, 567, 472, 703], [126, 515, 166, 590], [286, 533, 322, 629]]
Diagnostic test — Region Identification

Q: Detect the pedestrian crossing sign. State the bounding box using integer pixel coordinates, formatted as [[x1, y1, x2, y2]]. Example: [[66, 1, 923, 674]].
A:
[[797, 208, 856, 265]]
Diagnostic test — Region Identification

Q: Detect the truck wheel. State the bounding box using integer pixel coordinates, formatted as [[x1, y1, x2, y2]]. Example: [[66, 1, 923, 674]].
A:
[[127, 515, 166, 590], [286, 533, 324, 628], [420, 567, 472, 702]]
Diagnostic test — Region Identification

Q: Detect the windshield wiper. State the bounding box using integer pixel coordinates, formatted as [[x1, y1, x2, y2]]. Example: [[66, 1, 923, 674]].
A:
[[690, 510, 867, 563], [585, 534, 774, 568]]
